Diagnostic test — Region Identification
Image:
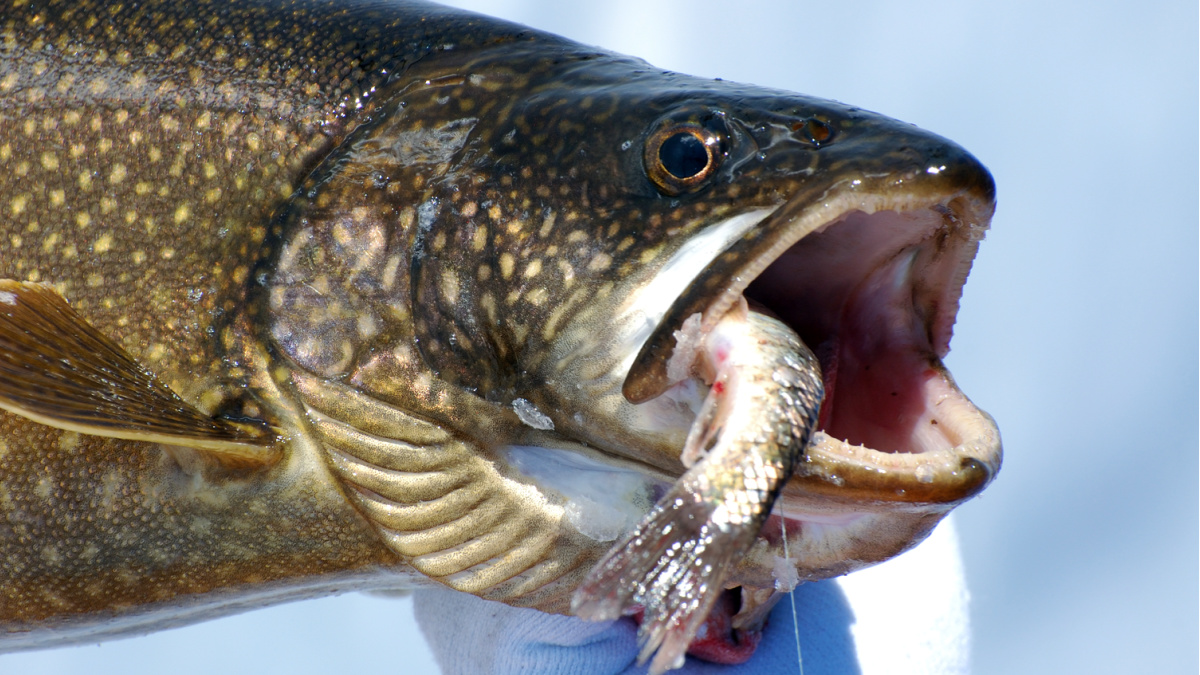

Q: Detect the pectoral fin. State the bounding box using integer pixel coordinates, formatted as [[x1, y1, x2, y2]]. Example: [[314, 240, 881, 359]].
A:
[[0, 280, 278, 465]]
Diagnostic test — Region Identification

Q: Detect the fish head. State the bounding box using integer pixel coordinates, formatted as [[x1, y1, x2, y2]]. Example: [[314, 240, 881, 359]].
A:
[[459, 53, 1002, 592], [264, 41, 999, 625]]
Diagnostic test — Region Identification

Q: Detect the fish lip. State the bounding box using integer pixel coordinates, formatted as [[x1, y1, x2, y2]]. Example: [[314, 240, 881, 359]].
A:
[[622, 168, 1000, 507]]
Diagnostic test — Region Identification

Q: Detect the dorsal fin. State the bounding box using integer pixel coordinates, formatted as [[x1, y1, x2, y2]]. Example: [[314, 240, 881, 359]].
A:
[[0, 280, 279, 466]]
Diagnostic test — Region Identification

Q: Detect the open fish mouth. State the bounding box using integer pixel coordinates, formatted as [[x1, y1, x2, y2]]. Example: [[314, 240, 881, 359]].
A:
[[625, 189, 1000, 510], [565, 179, 1001, 671]]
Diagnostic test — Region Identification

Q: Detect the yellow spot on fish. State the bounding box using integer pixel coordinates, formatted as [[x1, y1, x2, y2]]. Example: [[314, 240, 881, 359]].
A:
[[78, 171, 92, 190], [132, 250, 146, 265], [94, 233, 113, 254], [86, 273, 104, 287], [109, 164, 127, 184], [381, 255, 401, 291], [489, 204, 502, 221], [0, 72, 17, 91], [441, 273, 460, 305], [9, 195, 26, 216], [75, 212, 90, 228], [174, 203, 190, 224], [472, 226, 487, 251], [588, 253, 612, 271], [55, 73, 75, 93], [161, 247, 176, 259], [526, 287, 549, 306], [523, 259, 542, 279], [41, 545, 62, 565], [480, 292, 497, 322], [499, 253, 515, 279], [40, 151, 58, 170], [33, 476, 53, 500], [42, 232, 59, 252], [462, 202, 478, 217]]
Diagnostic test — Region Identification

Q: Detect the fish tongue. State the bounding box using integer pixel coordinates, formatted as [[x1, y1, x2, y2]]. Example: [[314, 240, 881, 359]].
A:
[[573, 305, 823, 674]]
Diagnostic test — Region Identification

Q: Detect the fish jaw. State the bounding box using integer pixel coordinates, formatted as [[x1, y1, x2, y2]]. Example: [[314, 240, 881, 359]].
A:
[[527, 118, 1000, 665]]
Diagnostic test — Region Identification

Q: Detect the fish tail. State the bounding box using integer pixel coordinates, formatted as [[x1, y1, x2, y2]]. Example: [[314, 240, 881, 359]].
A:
[[572, 475, 757, 674]]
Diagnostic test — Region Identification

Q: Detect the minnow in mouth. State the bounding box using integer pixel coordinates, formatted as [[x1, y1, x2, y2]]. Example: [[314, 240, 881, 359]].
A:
[[571, 181, 1000, 671]]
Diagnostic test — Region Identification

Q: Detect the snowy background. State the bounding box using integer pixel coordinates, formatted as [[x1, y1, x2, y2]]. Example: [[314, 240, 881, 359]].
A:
[[5, 0, 1196, 673]]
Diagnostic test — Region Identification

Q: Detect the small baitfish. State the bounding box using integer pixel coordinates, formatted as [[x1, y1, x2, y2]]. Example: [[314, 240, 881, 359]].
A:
[[0, 0, 1001, 670]]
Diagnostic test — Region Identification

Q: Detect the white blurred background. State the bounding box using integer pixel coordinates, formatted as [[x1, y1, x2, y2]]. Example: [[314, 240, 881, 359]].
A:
[[4, 0, 1195, 673]]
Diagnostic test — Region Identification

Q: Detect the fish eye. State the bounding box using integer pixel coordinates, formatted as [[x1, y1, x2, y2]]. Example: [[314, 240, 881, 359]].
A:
[[644, 122, 724, 196]]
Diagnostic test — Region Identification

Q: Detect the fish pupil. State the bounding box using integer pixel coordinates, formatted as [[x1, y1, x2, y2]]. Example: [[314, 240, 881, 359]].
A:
[[659, 131, 710, 179]]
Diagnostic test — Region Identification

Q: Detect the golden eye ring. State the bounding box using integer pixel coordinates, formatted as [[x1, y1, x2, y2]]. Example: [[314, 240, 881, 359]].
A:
[[644, 124, 723, 196]]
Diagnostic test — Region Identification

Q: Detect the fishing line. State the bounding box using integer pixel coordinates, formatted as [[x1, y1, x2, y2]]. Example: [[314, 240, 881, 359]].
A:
[[779, 497, 804, 675]]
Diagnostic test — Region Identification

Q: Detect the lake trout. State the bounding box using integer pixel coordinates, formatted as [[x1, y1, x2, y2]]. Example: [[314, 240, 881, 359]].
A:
[[0, 0, 1001, 670]]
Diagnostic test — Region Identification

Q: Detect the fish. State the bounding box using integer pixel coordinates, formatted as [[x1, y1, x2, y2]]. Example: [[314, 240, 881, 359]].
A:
[[0, 0, 1001, 670]]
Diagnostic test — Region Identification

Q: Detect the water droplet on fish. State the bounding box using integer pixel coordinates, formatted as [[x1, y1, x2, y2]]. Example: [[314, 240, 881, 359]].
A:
[[915, 464, 935, 484], [512, 398, 554, 430]]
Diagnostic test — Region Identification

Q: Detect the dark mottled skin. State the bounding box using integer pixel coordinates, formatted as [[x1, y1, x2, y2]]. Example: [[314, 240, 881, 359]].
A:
[[0, 0, 561, 646], [0, 0, 996, 654]]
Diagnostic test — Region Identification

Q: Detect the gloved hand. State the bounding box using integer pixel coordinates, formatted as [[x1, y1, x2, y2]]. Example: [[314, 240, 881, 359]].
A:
[[414, 517, 969, 674]]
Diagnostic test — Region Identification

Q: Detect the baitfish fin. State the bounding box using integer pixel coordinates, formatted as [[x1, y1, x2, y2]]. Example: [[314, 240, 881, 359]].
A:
[[0, 280, 278, 465]]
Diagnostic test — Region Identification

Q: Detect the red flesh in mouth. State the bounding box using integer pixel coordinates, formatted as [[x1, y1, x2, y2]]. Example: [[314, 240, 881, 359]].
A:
[[635, 589, 762, 665], [744, 208, 961, 455]]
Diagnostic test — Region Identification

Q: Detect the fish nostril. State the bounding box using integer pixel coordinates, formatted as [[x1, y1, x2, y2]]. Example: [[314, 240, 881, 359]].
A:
[[791, 118, 833, 147]]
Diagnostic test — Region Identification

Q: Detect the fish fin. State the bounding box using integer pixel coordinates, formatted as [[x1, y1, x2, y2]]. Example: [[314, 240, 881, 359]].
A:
[[292, 371, 600, 612], [0, 280, 278, 465], [571, 473, 761, 675]]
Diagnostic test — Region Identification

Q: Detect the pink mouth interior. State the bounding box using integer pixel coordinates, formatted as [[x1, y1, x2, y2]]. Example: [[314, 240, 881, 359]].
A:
[[744, 209, 957, 454]]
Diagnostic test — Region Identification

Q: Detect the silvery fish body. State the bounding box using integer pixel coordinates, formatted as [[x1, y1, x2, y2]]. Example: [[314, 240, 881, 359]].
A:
[[0, 0, 1001, 669]]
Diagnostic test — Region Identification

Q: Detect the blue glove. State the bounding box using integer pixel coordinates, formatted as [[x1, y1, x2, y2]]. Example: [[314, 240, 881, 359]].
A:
[[414, 517, 969, 674]]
